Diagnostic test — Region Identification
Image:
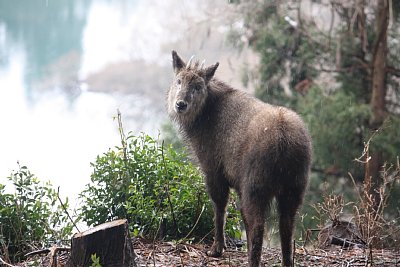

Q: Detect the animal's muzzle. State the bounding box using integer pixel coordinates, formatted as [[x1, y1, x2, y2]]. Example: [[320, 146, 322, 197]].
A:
[[175, 100, 188, 112]]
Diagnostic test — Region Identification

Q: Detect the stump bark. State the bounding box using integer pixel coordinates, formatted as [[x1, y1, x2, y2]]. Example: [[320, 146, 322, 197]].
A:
[[67, 219, 137, 267], [318, 219, 366, 249]]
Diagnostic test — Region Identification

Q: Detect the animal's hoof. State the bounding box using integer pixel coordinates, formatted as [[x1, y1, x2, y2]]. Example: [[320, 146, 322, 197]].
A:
[[206, 249, 223, 257], [206, 243, 224, 257]]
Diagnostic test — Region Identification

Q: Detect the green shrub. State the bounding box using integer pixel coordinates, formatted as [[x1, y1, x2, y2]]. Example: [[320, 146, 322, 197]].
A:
[[0, 164, 73, 262], [89, 253, 102, 267], [79, 133, 241, 241]]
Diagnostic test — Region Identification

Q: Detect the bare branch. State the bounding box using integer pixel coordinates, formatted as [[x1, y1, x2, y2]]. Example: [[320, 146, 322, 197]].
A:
[[57, 187, 80, 233], [0, 257, 19, 267], [386, 66, 400, 77], [328, 1, 335, 48]]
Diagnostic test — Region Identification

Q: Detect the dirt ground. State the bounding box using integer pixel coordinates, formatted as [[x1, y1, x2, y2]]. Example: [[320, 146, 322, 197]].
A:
[[14, 238, 400, 267], [133, 238, 399, 267]]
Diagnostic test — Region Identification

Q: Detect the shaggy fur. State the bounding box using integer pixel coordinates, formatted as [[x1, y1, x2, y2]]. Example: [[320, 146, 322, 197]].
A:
[[167, 51, 312, 267]]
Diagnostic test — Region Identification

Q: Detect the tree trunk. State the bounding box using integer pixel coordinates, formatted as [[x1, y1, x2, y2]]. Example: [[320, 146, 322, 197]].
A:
[[67, 219, 137, 267], [368, 0, 389, 206]]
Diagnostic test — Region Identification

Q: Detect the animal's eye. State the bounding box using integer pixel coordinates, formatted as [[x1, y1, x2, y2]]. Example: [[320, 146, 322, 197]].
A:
[[177, 79, 181, 85], [194, 84, 201, 91]]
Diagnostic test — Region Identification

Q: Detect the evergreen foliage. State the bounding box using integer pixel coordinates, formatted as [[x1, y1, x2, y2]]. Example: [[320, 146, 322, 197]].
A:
[[0, 164, 72, 262], [233, 0, 400, 182], [79, 133, 241, 240]]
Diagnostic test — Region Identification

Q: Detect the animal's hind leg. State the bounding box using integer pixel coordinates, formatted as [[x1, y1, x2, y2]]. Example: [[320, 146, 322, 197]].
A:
[[277, 190, 304, 267], [206, 180, 229, 257], [240, 190, 270, 267]]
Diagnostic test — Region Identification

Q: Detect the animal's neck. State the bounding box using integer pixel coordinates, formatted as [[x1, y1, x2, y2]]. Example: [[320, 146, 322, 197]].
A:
[[178, 79, 234, 139], [209, 79, 234, 95], [183, 100, 215, 135]]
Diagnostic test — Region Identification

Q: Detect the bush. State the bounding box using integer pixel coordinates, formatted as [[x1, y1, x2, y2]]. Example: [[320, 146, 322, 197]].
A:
[[79, 133, 241, 241], [0, 164, 72, 263], [307, 139, 400, 249], [350, 157, 400, 249]]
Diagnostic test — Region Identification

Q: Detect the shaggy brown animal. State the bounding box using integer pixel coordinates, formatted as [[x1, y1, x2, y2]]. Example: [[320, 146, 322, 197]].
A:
[[167, 51, 312, 267]]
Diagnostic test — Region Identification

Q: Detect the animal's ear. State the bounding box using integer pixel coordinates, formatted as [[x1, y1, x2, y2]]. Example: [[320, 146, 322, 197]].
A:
[[172, 50, 185, 73], [204, 62, 219, 82]]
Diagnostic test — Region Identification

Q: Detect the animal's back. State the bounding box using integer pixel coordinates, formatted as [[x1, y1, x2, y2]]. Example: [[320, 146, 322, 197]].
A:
[[191, 80, 311, 193]]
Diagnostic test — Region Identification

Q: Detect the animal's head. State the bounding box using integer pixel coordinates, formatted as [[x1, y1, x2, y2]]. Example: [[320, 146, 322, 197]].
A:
[[168, 50, 219, 124]]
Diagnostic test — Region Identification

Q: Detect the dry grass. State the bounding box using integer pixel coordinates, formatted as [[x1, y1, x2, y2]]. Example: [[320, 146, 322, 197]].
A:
[[349, 159, 400, 249], [349, 135, 400, 249]]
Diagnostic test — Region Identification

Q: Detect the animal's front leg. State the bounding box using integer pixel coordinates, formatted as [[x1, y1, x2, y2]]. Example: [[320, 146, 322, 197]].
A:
[[206, 178, 229, 257]]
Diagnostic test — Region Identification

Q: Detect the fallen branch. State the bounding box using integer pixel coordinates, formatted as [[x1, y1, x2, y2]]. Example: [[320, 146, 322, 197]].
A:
[[24, 248, 51, 257], [0, 257, 19, 267], [24, 246, 71, 267], [330, 236, 365, 248]]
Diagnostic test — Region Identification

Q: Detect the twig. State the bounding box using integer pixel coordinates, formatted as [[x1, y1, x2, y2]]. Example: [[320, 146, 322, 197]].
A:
[[328, 1, 335, 48], [0, 257, 19, 267], [386, 65, 400, 77], [292, 239, 295, 266], [57, 187, 80, 233], [369, 246, 374, 266], [116, 109, 128, 162], [150, 241, 157, 267], [151, 216, 165, 266], [331, 236, 365, 248], [198, 228, 215, 244], [161, 140, 179, 235], [25, 246, 70, 257], [348, 173, 363, 202], [181, 204, 206, 242], [25, 248, 50, 257], [178, 249, 185, 267], [49, 246, 71, 267]]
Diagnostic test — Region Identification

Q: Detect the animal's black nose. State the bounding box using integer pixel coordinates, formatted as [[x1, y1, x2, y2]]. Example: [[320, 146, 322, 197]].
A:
[[176, 100, 188, 111]]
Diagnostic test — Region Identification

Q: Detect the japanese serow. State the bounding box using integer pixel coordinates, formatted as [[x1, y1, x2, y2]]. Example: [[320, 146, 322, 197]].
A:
[[167, 51, 312, 267]]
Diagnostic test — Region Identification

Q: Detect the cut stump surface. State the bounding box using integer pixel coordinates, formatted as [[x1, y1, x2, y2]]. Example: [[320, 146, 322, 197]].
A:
[[67, 219, 137, 267]]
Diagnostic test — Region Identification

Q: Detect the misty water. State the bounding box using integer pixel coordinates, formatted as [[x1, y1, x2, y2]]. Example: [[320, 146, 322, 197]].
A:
[[0, 0, 178, 205], [0, 0, 252, 206]]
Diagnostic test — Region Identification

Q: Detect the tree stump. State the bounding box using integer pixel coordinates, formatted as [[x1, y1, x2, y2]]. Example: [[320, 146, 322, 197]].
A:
[[318, 219, 366, 249], [67, 219, 137, 267]]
